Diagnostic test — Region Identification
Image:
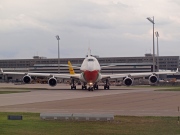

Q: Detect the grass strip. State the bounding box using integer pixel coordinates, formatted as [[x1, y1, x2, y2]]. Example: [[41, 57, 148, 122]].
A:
[[155, 87, 180, 91], [133, 85, 180, 91], [0, 87, 48, 90], [0, 112, 180, 135], [0, 91, 30, 94]]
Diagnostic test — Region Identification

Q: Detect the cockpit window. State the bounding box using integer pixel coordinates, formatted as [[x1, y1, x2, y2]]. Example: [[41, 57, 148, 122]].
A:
[[88, 59, 94, 62]]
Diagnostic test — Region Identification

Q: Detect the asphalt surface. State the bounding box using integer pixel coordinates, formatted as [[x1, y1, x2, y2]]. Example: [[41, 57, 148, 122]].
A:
[[0, 83, 180, 116]]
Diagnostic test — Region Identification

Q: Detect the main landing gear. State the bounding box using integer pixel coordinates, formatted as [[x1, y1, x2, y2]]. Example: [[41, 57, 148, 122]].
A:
[[71, 85, 76, 90], [104, 85, 109, 89], [71, 79, 76, 90], [93, 84, 99, 90], [104, 79, 110, 90], [82, 83, 87, 90]]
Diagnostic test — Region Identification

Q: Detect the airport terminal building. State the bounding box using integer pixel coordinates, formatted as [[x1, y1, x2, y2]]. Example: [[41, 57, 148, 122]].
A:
[[0, 54, 179, 81]]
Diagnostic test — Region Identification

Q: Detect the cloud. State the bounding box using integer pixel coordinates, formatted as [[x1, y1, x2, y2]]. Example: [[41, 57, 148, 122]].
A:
[[0, 4, 3, 10], [0, 14, 52, 33], [0, 0, 180, 59]]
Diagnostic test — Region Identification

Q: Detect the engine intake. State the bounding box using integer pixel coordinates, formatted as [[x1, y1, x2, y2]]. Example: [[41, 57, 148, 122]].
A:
[[48, 77, 57, 87], [23, 75, 31, 84], [123, 77, 133, 86], [149, 75, 158, 84]]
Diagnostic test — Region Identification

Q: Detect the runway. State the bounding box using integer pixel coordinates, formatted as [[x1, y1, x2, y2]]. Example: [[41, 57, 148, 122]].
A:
[[0, 83, 180, 116]]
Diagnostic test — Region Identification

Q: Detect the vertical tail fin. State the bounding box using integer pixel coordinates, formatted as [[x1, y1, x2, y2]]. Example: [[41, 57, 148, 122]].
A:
[[68, 61, 75, 75]]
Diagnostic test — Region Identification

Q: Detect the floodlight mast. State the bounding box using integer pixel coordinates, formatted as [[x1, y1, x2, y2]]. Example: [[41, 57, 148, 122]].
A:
[[147, 16, 155, 72], [56, 35, 60, 73], [155, 31, 159, 72]]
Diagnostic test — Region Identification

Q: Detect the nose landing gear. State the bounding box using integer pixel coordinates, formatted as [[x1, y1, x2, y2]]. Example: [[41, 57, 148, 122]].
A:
[[88, 87, 94, 91]]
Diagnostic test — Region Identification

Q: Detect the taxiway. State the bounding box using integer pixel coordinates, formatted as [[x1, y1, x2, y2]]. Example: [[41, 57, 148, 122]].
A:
[[0, 83, 180, 116]]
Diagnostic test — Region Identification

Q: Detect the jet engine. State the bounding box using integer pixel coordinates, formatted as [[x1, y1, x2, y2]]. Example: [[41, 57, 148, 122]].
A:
[[48, 77, 57, 87], [149, 74, 158, 84], [123, 77, 133, 86], [23, 75, 31, 83]]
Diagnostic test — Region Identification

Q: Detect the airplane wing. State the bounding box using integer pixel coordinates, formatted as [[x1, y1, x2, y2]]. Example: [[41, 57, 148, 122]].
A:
[[0, 69, 80, 79], [101, 69, 178, 86], [0, 59, 81, 79], [102, 69, 178, 79], [0, 68, 81, 88]]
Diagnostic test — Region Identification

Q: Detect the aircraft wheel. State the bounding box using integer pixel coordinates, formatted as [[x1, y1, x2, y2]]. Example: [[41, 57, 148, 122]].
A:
[[104, 85, 109, 90], [71, 86, 76, 90], [94, 85, 98, 90], [82, 86, 87, 90]]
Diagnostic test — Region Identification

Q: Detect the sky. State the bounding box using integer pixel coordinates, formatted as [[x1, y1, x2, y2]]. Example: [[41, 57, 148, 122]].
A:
[[0, 0, 180, 59]]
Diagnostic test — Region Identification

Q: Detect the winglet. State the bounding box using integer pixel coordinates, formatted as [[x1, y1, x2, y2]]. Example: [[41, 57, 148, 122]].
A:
[[176, 68, 179, 72], [68, 61, 75, 75]]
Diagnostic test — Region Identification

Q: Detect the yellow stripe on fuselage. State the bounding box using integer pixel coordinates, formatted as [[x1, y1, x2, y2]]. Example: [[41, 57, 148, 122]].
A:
[[68, 61, 75, 75]]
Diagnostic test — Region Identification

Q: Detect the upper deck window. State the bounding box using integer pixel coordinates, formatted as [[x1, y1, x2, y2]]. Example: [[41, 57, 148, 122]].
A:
[[88, 59, 94, 62]]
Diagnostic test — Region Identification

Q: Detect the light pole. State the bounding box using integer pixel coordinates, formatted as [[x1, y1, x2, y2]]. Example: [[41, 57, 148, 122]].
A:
[[147, 16, 155, 72], [155, 31, 159, 72], [56, 35, 60, 73]]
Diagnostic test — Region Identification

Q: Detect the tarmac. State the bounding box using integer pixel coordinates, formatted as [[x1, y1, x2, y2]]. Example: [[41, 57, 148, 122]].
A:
[[0, 83, 180, 116]]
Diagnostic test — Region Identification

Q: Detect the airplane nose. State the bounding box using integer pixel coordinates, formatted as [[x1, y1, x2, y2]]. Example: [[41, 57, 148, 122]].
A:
[[87, 62, 94, 71]]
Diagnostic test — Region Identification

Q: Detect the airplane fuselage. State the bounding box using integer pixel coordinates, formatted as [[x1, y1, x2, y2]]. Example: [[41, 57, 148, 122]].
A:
[[80, 56, 102, 86]]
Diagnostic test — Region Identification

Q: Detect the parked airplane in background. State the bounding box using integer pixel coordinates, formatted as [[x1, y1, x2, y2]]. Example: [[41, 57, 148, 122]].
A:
[[0, 53, 178, 91]]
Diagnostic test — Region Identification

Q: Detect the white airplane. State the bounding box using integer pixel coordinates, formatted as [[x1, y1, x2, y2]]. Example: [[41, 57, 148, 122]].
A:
[[0, 54, 178, 91]]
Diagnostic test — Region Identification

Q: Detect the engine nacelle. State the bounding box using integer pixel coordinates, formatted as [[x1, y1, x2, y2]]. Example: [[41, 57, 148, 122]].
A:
[[123, 77, 133, 86], [48, 77, 57, 87], [149, 74, 158, 84], [23, 75, 31, 84]]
